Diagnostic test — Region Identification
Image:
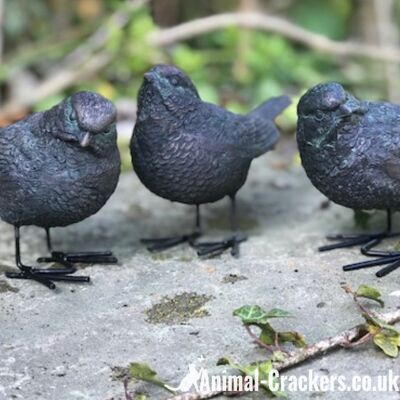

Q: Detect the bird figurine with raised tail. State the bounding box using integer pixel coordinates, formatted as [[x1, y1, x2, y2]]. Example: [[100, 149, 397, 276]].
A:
[[297, 82, 400, 277], [1, 91, 121, 289], [131, 64, 290, 257]]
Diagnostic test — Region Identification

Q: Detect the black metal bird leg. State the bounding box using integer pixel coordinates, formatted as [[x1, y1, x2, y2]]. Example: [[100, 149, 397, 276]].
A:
[[141, 205, 202, 252], [5, 227, 90, 289], [36, 228, 118, 266], [342, 233, 400, 277], [319, 209, 400, 252], [318, 209, 400, 277], [191, 196, 248, 258]]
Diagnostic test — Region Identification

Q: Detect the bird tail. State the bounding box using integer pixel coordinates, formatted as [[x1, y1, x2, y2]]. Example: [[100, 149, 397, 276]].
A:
[[248, 95, 291, 121], [241, 95, 290, 158]]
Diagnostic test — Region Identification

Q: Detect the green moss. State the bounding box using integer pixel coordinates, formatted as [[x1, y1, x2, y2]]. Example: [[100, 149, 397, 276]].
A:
[[146, 292, 213, 324]]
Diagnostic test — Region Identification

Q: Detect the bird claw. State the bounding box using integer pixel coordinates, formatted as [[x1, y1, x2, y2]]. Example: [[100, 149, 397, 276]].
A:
[[319, 231, 400, 252], [192, 233, 247, 258], [343, 254, 400, 277], [37, 250, 118, 266], [6, 266, 90, 290], [141, 232, 201, 252]]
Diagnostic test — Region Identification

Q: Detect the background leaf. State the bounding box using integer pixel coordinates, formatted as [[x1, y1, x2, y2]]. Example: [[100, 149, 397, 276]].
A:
[[129, 362, 175, 394], [373, 333, 399, 358], [356, 285, 384, 307]]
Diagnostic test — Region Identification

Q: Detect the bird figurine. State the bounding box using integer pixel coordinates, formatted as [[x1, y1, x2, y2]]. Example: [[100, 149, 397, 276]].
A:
[[297, 82, 400, 277], [1, 91, 121, 289], [131, 64, 290, 257]]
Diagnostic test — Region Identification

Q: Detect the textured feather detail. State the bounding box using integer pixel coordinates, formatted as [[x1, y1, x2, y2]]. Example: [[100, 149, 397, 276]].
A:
[[236, 116, 280, 159]]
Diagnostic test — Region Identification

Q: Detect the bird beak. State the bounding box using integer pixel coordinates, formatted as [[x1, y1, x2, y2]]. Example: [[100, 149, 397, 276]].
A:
[[339, 99, 367, 116], [144, 72, 155, 83], [80, 132, 92, 147]]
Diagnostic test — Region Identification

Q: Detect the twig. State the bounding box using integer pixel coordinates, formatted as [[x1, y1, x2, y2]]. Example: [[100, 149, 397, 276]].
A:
[[148, 11, 400, 64], [244, 324, 275, 353], [272, 310, 400, 370], [164, 310, 400, 400], [0, 0, 147, 116]]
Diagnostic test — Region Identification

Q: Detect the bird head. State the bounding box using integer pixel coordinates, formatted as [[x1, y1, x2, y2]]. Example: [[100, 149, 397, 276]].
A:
[[137, 64, 200, 116], [297, 82, 367, 145], [54, 91, 117, 147]]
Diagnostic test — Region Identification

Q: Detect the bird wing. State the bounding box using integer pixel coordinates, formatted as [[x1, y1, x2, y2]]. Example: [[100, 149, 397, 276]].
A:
[[234, 114, 280, 158], [364, 102, 400, 183], [0, 117, 49, 187], [195, 102, 280, 160]]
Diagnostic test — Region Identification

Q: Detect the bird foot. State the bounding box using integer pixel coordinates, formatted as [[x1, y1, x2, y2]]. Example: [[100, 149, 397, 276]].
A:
[[191, 233, 247, 258], [343, 253, 400, 277], [5, 265, 90, 290], [37, 250, 118, 266], [319, 231, 400, 252], [141, 232, 201, 252]]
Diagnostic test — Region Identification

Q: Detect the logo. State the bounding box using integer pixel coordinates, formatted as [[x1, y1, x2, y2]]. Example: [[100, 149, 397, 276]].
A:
[[168, 364, 259, 393]]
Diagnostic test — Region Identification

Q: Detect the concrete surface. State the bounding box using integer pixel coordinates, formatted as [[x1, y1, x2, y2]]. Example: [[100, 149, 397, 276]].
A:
[[0, 144, 399, 400]]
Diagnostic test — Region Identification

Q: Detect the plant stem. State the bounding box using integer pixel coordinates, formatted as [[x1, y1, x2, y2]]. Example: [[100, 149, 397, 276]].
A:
[[164, 310, 400, 400]]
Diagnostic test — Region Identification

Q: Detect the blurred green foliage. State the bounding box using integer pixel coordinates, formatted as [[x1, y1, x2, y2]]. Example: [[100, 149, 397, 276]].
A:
[[0, 0, 397, 133]]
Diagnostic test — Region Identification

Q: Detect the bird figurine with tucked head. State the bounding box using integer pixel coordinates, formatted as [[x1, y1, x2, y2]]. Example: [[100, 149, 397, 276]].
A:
[[131, 64, 290, 257], [297, 82, 400, 277], [1, 91, 121, 289]]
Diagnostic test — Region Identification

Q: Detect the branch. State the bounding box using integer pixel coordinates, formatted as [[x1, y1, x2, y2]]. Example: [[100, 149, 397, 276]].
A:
[[164, 310, 400, 400], [148, 12, 400, 63], [0, 0, 147, 117]]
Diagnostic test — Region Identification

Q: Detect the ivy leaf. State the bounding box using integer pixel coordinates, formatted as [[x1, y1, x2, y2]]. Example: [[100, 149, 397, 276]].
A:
[[233, 305, 269, 325], [373, 333, 399, 358], [272, 351, 286, 362], [217, 358, 286, 397], [279, 331, 307, 348], [233, 306, 292, 326], [265, 309, 293, 319], [259, 323, 277, 345], [356, 285, 384, 307], [367, 323, 381, 336], [363, 314, 400, 335], [129, 363, 175, 394]]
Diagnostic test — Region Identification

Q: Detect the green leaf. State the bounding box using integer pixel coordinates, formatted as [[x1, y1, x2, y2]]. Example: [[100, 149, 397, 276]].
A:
[[272, 351, 286, 362], [373, 333, 399, 358], [265, 309, 293, 319], [233, 305, 269, 325], [233, 306, 292, 326], [135, 395, 147, 400], [259, 323, 277, 345], [217, 358, 286, 397], [278, 331, 307, 348], [356, 285, 384, 307], [363, 314, 400, 336], [129, 363, 175, 394]]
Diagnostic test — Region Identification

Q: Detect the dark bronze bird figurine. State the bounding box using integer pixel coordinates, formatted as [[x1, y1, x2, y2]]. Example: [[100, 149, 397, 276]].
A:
[[1, 91, 121, 289], [131, 64, 290, 257], [297, 82, 400, 277]]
